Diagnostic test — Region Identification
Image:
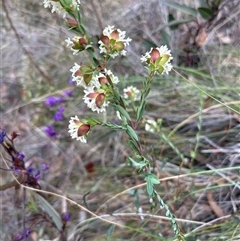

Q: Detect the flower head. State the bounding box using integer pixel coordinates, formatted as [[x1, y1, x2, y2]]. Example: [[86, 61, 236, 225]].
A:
[[92, 69, 119, 86], [70, 63, 94, 87], [68, 116, 91, 143], [98, 25, 132, 58], [65, 35, 90, 55], [83, 86, 109, 113], [123, 86, 140, 101], [141, 45, 173, 75]]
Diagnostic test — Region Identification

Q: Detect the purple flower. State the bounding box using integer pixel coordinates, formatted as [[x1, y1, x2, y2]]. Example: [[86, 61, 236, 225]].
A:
[[17, 152, 25, 161], [54, 106, 65, 121], [16, 229, 30, 240], [44, 125, 58, 138], [45, 96, 65, 107], [63, 89, 73, 97], [41, 163, 50, 170], [0, 129, 6, 143], [35, 170, 41, 181], [68, 78, 74, 85], [27, 167, 34, 174], [63, 212, 71, 221]]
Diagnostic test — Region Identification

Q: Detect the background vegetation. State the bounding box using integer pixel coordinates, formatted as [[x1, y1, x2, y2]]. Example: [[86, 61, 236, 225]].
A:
[[1, 0, 240, 240]]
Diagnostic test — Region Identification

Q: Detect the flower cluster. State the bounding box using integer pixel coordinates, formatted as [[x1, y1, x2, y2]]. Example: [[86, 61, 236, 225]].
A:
[[98, 25, 132, 58], [141, 45, 173, 75], [123, 86, 141, 101], [67, 23, 172, 143], [68, 66, 121, 141], [68, 116, 94, 143], [43, 0, 81, 18], [65, 35, 91, 55]]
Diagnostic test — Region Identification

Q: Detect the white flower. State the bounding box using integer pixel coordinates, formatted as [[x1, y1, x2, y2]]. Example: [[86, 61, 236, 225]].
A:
[[102, 25, 115, 36], [89, 69, 119, 88], [145, 119, 157, 133], [70, 63, 88, 87], [43, 0, 67, 18], [68, 116, 87, 143], [140, 52, 150, 63], [116, 111, 122, 120], [138, 207, 144, 220], [65, 37, 80, 55], [65, 37, 73, 47], [105, 69, 119, 84], [157, 45, 172, 57], [123, 86, 140, 101], [72, 0, 81, 9]]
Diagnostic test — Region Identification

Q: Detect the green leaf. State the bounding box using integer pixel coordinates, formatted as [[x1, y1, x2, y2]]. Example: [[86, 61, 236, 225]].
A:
[[32, 192, 63, 231], [163, 1, 198, 16], [128, 157, 146, 169], [168, 14, 179, 30], [60, 0, 72, 7], [148, 173, 160, 184], [115, 104, 131, 120], [167, 17, 194, 29], [106, 224, 115, 239], [128, 140, 140, 155], [126, 125, 139, 141], [198, 7, 214, 20], [102, 122, 126, 130], [75, 9, 86, 34], [137, 100, 146, 120], [160, 30, 171, 45], [27, 195, 39, 213], [146, 177, 154, 196]]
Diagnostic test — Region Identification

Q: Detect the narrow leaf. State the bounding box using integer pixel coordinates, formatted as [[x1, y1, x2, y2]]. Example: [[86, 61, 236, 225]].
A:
[[115, 104, 131, 120], [126, 125, 139, 141], [148, 173, 160, 184], [160, 30, 171, 45], [128, 140, 140, 155], [137, 100, 146, 120], [106, 224, 115, 239], [198, 7, 214, 20], [32, 192, 63, 231], [163, 1, 198, 16], [128, 157, 146, 169], [146, 177, 154, 196]]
